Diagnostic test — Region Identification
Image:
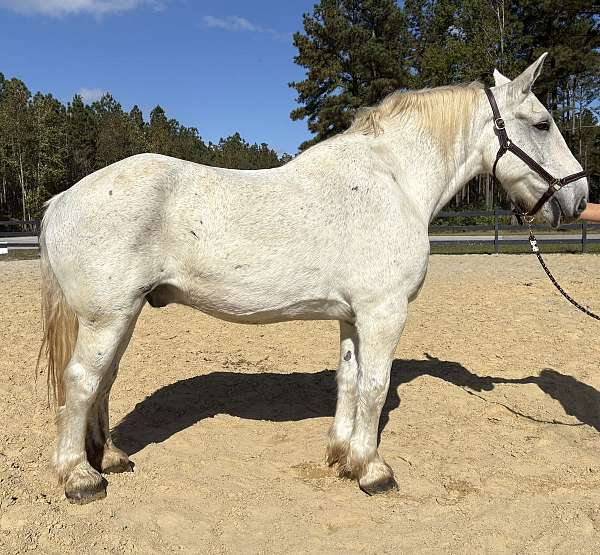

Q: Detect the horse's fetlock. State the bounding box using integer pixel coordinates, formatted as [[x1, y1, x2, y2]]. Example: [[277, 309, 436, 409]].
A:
[[326, 438, 349, 468], [347, 442, 371, 480], [53, 449, 86, 484]]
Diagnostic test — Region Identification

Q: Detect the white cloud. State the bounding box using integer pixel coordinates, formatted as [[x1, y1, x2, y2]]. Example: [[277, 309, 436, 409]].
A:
[[77, 87, 106, 103], [202, 15, 288, 40], [0, 0, 165, 17]]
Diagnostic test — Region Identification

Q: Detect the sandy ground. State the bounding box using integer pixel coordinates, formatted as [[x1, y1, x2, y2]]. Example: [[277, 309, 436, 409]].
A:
[[2, 254, 600, 553]]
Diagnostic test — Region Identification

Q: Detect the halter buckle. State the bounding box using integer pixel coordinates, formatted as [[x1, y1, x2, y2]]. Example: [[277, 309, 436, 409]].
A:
[[551, 179, 562, 192], [494, 118, 505, 130]]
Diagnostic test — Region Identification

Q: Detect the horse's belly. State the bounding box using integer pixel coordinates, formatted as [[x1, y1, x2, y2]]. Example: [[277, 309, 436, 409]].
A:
[[152, 276, 353, 324], [192, 297, 353, 324]]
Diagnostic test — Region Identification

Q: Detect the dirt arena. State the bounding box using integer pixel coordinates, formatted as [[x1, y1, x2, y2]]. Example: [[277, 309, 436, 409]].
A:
[[2, 254, 600, 553]]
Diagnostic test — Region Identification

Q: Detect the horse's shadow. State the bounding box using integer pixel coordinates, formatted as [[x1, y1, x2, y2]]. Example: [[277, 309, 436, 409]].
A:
[[113, 354, 600, 456]]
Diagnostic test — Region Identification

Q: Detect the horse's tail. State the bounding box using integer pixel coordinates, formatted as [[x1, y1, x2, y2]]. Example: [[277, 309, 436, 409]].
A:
[[36, 195, 78, 409]]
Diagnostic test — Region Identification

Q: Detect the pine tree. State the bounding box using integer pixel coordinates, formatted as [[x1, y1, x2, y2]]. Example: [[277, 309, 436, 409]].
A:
[[29, 92, 68, 217], [67, 95, 97, 186], [405, 0, 526, 87], [0, 78, 32, 220], [127, 105, 147, 155], [91, 94, 132, 169], [290, 0, 412, 149]]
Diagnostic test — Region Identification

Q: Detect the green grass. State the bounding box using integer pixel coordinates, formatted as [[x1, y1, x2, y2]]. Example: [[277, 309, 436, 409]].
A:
[[431, 242, 600, 255], [0, 249, 40, 261]]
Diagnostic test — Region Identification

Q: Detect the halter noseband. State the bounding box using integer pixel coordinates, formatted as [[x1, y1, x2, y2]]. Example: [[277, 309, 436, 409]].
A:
[[484, 87, 586, 221]]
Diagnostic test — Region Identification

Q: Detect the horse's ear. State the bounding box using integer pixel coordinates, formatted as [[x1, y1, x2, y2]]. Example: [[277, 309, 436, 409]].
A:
[[510, 52, 548, 96], [493, 69, 511, 86]]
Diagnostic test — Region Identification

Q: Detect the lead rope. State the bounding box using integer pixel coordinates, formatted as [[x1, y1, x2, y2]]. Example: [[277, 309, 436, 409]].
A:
[[526, 220, 600, 321]]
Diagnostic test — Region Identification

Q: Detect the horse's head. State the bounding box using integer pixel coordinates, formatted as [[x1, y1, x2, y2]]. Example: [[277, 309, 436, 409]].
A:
[[481, 53, 588, 227]]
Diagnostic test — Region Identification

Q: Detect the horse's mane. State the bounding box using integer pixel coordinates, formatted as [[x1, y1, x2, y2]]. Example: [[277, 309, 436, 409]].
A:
[[346, 82, 484, 152]]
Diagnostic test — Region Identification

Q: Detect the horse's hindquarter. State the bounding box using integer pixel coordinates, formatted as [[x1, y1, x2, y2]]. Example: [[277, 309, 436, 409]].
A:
[[164, 152, 430, 323]]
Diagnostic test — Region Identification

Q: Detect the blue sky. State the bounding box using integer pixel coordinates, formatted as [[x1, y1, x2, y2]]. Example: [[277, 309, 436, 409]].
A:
[[0, 0, 317, 154]]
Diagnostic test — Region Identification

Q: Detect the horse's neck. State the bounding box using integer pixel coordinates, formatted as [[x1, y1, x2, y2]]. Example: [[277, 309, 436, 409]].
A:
[[376, 118, 484, 223], [426, 143, 484, 220]]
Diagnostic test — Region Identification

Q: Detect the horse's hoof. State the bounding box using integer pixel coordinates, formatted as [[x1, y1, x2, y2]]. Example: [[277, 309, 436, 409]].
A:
[[103, 460, 134, 474], [359, 476, 398, 496], [101, 447, 134, 474], [64, 462, 107, 504], [65, 477, 107, 504]]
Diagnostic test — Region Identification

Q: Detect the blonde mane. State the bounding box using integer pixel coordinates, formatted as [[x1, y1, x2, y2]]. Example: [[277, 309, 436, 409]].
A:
[[346, 83, 484, 152]]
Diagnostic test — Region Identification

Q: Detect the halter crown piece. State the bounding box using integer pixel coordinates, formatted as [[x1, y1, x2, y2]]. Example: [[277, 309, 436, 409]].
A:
[[483, 87, 586, 223]]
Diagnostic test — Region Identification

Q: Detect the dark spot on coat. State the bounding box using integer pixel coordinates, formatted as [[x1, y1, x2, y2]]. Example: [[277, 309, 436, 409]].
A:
[[343, 351, 352, 361], [190, 230, 199, 239], [108, 190, 113, 196], [351, 186, 359, 191]]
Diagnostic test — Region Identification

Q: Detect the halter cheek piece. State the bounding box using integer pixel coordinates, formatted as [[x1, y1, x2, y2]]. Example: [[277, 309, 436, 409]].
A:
[[483, 87, 586, 222]]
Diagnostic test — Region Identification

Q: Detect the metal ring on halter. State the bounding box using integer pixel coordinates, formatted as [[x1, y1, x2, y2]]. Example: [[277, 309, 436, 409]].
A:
[[494, 118, 505, 130]]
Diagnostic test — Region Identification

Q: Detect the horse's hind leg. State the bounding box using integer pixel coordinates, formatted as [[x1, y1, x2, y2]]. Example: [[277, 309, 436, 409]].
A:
[[55, 311, 139, 503], [327, 321, 359, 473], [86, 320, 138, 474], [88, 390, 132, 474]]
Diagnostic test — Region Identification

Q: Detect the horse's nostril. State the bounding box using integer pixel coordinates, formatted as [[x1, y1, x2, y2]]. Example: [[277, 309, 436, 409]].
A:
[[576, 197, 587, 216]]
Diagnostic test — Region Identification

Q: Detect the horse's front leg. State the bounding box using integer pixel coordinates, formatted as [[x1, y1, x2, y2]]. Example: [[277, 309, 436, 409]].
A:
[[346, 298, 407, 495], [327, 321, 359, 473]]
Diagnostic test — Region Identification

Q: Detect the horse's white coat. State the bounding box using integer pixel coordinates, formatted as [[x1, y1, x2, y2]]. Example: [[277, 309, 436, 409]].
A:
[[39, 55, 588, 499]]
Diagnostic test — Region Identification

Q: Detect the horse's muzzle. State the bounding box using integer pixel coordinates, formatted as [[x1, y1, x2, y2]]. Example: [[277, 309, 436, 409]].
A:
[[575, 195, 587, 218]]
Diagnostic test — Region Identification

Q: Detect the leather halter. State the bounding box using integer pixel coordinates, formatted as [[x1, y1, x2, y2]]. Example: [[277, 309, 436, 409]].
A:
[[484, 87, 586, 221]]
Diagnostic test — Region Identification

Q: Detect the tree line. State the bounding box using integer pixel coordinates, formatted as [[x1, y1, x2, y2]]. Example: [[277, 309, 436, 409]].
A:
[[0, 75, 289, 220], [290, 0, 600, 209], [1, 1, 598, 219]]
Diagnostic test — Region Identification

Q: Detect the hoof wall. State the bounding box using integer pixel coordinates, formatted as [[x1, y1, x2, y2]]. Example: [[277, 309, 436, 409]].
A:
[[360, 476, 398, 496], [65, 478, 108, 505]]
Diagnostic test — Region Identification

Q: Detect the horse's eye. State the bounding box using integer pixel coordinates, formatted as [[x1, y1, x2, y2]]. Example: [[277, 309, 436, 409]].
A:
[[534, 121, 550, 131]]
